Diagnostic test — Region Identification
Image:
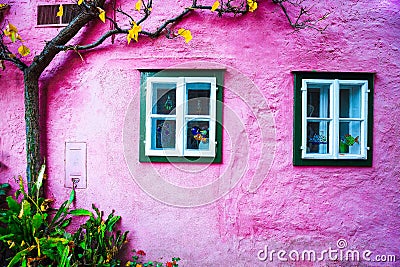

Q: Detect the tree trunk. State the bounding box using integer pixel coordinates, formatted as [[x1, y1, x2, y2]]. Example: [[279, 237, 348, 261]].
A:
[[19, 2, 103, 194], [24, 70, 41, 194]]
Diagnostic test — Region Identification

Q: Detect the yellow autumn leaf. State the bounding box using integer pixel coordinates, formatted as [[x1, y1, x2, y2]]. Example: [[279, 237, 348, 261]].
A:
[[178, 28, 192, 43], [135, 0, 142, 11], [57, 4, 63, 17], [8, 53, 16, 59], [4, 23, 19, 42], [16, 33, 24, 41], [3, 29, 10, 37], [78, 0, 83, 5], [0, 4, 9, 10], [6, 22, 18, 33], [97, 7, 106, 23], [127, 22, 142, 44], [211, 1, 220, 12], [18, 45, 30, 57], [247, 0, 257, 12]]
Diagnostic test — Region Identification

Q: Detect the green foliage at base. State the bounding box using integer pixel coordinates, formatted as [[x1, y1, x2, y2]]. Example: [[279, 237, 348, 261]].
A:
[[0, 165, 180, 267]]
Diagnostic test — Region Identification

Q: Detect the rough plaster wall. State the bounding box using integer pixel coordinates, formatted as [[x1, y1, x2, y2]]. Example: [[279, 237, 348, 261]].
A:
[[0, 0, 400, 266]]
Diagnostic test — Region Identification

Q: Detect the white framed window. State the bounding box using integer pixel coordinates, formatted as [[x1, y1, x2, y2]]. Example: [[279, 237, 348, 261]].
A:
[[144, 76, 217, 158], [293, 72, 374, 166], [302, 79, 369, 159]]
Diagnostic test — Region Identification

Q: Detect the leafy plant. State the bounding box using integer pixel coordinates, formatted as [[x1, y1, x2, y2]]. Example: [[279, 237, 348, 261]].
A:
[[0, 164, 80, 267], [0, 182, 10, 197], [126, 250, 180, 267], [71, 205, 128, 267], [0, 166, 181, 267], [0, 182, 12, 265]]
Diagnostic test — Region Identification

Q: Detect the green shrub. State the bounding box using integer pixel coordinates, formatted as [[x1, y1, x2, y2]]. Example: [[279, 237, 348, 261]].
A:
[[0, 165, 181, 267], [70, 205, 128, 267]]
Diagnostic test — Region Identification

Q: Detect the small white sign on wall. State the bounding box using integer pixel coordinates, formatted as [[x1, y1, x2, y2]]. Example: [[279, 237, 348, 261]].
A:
[[65, 142, 87, 189]]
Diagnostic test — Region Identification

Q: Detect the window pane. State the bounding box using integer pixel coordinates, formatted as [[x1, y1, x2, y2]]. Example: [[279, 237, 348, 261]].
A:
[[339, 121, 361, 154], [340, 84, 361, 118], [152, 83, 176, 115], [186, 120, 210, 150], [62, 4, 80, 24], [307, 86, 330, 118], [37, 5, 59, 25], [307, 121, 330, 154], [187, 83, 211, 115], [151, 119, 176, 149]]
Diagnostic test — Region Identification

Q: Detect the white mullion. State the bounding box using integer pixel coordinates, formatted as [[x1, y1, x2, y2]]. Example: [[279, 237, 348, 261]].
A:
[[150, 114, 176, 119], [185, 115, 212, 119], [332, 80, 340, 159], [338, 118, 364, 122], [176, 78, 185, 156]]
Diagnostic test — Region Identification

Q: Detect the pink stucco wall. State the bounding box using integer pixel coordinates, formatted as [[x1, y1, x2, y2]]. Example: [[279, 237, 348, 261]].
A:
[[1, 0, 400, 266]]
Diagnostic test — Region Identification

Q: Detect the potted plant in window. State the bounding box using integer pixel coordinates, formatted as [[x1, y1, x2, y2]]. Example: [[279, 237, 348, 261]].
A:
[[339, 134, 359, 153]]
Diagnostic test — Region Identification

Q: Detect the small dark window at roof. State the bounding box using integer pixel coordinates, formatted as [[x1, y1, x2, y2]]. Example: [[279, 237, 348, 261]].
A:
[[37, 4, 79, 26]]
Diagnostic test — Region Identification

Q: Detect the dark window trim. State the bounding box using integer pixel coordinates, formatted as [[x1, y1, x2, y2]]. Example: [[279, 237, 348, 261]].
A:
[[139, 69, 224, 163], [293, 71, 374, 167]]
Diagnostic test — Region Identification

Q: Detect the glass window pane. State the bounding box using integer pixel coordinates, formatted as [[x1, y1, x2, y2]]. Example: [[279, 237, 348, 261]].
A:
[[151, 119, 176, 149], [307, 85, 330, 118], [186, 120, 210, 150], [152, 83, 176, 115], [62, 4, 80, 24], [187, 83, 211, 115], [339, 121, 361, 154], [340, 84, 361, 118], [37, 5, 59, 25], [307, 120, 330, 154]]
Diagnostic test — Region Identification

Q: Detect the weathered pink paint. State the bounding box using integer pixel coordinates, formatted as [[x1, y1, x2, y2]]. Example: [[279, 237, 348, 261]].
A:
[[1, 0, 400, 266]]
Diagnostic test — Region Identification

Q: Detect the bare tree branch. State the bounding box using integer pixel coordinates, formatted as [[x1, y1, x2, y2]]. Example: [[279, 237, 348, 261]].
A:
[[0, 39, 28, 70], [273, 0, 329, 31], [56, 0, 253, 52]]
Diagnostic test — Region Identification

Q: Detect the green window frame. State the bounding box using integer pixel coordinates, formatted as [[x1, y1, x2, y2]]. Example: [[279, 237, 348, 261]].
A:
[[293, 71, 374, 166], [139, 69, 224, 163]]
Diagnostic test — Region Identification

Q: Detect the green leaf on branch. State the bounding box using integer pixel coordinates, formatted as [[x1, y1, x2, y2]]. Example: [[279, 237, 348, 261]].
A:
[[6, 196, 20, 213], [32, 213, 43, 231], [69, 208, 92, 216]]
